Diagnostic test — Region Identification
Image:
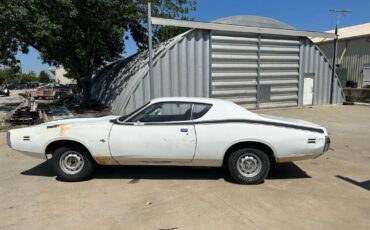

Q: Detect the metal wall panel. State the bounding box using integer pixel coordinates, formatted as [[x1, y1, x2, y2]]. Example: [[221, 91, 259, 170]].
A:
[[317, 37, 370, 86], [92, 29, 211, 115], [211, 32, 300, 109], [211, 32, 259, 108], [258, 35, 300, 108], [299, 39, 344, 105]]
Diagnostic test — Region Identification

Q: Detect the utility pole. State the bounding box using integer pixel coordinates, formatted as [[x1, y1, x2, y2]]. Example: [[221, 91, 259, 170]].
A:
[[329, 9, 351, 104], [147, 2, 154, 99]]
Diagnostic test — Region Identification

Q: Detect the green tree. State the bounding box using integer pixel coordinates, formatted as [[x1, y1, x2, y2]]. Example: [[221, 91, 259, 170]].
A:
[[19, 71, 38, 84], [0, 0, 196, 107], [39, 70, 51, 83], [0, 68, 18, 84]]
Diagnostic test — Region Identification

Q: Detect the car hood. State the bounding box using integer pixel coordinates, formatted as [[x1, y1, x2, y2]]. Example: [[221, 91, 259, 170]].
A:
[[39, 115, 119, 126]]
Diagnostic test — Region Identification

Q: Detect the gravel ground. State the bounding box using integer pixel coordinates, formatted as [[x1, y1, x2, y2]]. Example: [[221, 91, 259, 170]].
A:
[[0, 105, 369, 230]]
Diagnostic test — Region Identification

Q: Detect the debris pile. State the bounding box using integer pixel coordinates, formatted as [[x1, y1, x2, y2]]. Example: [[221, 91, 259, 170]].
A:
[[9, 99, 41, 125]]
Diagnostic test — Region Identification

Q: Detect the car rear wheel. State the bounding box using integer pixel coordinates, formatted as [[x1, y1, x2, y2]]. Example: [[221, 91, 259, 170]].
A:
[[52, 146, 94, 182], [227, 148, 270, 184]]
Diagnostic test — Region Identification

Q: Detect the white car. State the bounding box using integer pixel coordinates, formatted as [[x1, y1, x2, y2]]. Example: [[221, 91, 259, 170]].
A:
[[7, 97, 330, 184]]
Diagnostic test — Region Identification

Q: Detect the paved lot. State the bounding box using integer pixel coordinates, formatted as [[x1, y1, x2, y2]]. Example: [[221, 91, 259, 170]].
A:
[[0, 105, 369, 230]]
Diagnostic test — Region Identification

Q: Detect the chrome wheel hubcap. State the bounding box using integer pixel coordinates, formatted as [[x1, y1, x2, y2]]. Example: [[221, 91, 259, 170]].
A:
[[59, 151, 84, 175], [236, 153, 262, 177]]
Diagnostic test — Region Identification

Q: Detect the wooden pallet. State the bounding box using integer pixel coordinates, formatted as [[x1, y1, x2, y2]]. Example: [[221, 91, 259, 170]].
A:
[[9, 99, 40, 126]]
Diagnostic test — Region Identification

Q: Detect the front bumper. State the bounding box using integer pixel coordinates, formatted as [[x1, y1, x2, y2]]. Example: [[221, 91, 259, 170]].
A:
[[323, 136, 331, 152]]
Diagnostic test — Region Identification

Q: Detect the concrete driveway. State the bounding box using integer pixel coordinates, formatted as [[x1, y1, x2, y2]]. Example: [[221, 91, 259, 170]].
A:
[[0, 105, 369, 230]]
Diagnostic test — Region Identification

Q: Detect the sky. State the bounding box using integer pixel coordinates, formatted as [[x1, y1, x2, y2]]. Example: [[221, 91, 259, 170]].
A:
[[16, 0, 370, 75]]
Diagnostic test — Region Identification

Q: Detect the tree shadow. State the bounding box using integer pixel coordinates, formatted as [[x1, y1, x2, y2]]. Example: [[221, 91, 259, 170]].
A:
[[336, 175, 370, 191], [21, 160, 311, 183]]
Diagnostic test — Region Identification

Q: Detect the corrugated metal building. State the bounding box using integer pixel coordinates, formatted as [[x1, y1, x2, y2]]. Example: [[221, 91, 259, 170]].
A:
[[313, 23, 370, 87], [92, 16, 344, 115]]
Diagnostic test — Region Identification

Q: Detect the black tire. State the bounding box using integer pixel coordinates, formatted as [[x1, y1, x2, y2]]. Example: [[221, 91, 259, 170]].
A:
[[52, 146, 94, 182], [227, 148, 270, 184]]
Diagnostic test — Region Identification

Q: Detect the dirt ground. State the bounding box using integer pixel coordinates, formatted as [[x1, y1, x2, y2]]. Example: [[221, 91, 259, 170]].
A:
[[0, 105, 369, 230]]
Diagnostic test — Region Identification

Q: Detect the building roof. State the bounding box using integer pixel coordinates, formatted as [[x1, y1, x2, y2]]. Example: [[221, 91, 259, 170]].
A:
[[152, 16, 336, 39], [312, 22, 370, 43]]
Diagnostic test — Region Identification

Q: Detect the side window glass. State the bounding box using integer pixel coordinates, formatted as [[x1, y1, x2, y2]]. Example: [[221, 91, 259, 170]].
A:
[[192, 104, 212, 120], [128, 102, 192, 122]]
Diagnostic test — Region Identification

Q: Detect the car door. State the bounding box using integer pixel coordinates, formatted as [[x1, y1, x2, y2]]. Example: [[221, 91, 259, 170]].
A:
[[109, 102, 196, 163]]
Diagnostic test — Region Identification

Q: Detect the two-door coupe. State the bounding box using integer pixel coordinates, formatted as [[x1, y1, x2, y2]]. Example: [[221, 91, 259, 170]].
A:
[[7, 97, 330, 184]]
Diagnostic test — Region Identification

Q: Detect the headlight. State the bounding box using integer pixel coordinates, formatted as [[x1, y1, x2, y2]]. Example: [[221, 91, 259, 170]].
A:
[[6, 131, 12, 148]]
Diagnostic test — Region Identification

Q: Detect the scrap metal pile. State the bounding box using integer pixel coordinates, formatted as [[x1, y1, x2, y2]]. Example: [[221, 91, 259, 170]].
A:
[[9, 99, 41, 125]]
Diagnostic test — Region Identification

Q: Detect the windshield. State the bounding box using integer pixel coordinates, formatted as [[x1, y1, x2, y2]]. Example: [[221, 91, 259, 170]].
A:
[[118, 101, 150, 122]]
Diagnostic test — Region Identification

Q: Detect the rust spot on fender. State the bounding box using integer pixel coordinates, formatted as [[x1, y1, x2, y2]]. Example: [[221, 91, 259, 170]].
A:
[[59, 125, 70, 136], [94, 156, 118, 165]]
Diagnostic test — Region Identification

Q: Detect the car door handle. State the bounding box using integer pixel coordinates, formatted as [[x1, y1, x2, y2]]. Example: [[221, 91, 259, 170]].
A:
[[180, 128, 188, 132]]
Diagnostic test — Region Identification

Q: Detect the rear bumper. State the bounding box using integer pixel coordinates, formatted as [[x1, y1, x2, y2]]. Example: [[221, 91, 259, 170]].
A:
[[6, 132, 11, 148], [323, 136, 331, 152]]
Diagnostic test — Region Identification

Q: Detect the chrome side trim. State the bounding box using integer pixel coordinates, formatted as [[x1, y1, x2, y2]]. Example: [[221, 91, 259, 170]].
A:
[[19, 151, 47, 160], [115, 158, 222, 167], [276, 152, 323, 163]]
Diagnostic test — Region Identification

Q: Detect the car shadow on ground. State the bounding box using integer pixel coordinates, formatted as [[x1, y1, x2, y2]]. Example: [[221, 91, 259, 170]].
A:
[[21, 160, 311, 183], [336, 175, 370, 191]]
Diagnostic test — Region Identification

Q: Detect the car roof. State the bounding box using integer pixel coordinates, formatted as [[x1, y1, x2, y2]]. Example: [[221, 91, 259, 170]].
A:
[[149, 97, 260, 120], [150, 97, 232, 105]]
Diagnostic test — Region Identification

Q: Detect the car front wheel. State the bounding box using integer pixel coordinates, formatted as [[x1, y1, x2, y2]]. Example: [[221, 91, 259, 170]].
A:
[[227, 148, 270, 184], [52, 146, 94, 182]]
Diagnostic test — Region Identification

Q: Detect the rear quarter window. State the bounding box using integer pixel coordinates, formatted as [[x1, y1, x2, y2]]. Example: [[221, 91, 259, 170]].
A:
[[192, 104, 212, 120]]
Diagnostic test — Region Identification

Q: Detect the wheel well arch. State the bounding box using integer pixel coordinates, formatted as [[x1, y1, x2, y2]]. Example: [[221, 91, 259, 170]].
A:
[[45, 140, 94, 161], [222, 141, 276, 167]]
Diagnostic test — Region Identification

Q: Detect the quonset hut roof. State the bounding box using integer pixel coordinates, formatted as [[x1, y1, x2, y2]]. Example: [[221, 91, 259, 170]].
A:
[[91, 31, 195, 114], [212, 15, 295, 30], [91, 15, 344, 115]]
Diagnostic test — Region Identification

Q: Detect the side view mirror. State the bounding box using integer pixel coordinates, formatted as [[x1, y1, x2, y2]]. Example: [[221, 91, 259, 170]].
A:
[[133, 121, 144, 126]]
